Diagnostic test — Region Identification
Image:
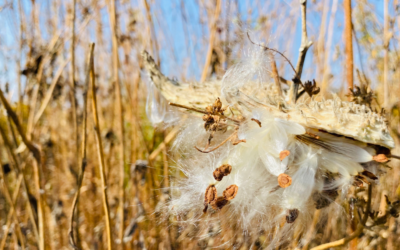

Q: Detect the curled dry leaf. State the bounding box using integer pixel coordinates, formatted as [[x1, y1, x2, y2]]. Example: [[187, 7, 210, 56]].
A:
[[211, 197, 229, 210], [278, 173, 292, 188], [279, 150, 290, 161], [213, 164, 232, 181], [286, 209, 299, 223], [223, 184, 239, 200], [373, 154, 389, 163]]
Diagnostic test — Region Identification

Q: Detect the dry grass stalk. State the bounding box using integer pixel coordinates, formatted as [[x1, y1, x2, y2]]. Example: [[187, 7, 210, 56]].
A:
[[90, 43, 113, 250], [68, 43, 94, 250]]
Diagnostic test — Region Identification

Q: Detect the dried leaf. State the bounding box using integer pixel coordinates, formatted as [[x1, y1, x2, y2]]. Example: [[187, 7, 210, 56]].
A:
[[278, 173, 292, 188], [223, 184, 238, 200]]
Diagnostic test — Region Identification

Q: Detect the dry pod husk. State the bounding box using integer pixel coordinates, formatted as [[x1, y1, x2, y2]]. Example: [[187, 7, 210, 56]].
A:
[[223, 184, 239, 200], [278, 173, 292, 188], [213, 164, 232, 181]]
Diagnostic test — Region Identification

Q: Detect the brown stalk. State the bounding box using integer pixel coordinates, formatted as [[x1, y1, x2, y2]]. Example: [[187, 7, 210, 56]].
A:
[[107, 0, 126, 246], [0, 161, 25, 250], [383, 0, 390, 108], [0, 124, 40, 245], [33, 58, 70, 126], [90, 43, 113, 250], [311, 183, 373, 250], [0, 89, 45, 250], [148, 122, 183, 162], [344, 0, 354, 99], [0, 175, 23, 250], [68, 43, 94, 250], [291, 0, 313, 103], [270, 55, 283, 97], [169, 102, 240, 124], [200, 0, 222, 83]]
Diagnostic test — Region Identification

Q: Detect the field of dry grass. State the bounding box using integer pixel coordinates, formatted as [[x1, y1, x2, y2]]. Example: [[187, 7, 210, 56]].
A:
[[1, 0, 400, 249]]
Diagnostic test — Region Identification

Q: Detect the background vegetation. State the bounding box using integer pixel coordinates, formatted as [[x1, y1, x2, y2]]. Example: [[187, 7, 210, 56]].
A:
[[0, 0, 400, 249]]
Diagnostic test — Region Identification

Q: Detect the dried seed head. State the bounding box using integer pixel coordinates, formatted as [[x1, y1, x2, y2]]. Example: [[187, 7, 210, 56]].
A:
[[278, 173, 292, 188], [206, 105, 213, 113], [211, 197, 229, 210], [373, 154, 389, 163], [223, 184, 239, 200], [213, 98, 222, 112], [213, 164, 232, 181], [279, 150, 290, 161], [204, 185, 217, 204], [286, 209, 299, 223]]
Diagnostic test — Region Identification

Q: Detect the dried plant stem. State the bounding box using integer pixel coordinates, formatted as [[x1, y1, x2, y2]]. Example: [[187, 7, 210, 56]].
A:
[[291, 0, 313, 103], [270, 55, 283, 97], [311, 184, 372, 250], [0, 89, 45, 250], [0, 164, 25, 250], [169, 102, 240, 123], [90, 43, 113, 250], [107, 0, 126, 246], [149, 123, 183, 161], [383, 0, 390, 108], [0, 124, 40, 245], [200, 0, 222, 82], [344, 0, 354, 97], [33, 58, 70, 126], [68, 43, 94, 250]]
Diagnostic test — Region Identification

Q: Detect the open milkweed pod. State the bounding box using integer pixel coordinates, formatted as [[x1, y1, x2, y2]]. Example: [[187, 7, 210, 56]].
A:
[[142, 48, 396, 248]]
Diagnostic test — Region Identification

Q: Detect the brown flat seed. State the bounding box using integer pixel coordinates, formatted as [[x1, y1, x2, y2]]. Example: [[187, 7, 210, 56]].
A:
[[223, 184, 239, 200], [278, 173, 292, 188], [373, 154, 389, 163], [286, 209, 299, 223], [213, 164, 232, 181], [204, 185, 217, 204], [210, 197, 229, 210], [279, 150, 290, 161]]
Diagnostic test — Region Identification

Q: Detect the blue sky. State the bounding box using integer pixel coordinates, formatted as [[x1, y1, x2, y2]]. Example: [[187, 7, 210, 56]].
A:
[[0, 0, 392, 98]]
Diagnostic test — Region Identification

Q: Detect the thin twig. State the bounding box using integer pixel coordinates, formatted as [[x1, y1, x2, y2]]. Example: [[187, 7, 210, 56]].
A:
[[90, 43, 113, 250], [246, 32, 297, 74], [291, 0, 313, 103], [311, 184, 373, 250], [169, 102, 241, 124], [68, 43, 94, 250]]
